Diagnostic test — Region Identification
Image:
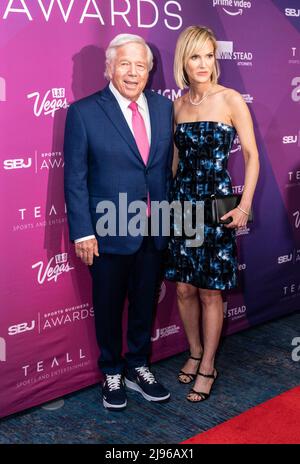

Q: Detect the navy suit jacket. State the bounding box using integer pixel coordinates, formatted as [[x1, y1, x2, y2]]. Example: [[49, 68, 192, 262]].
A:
[[64, 85, 173, 254]]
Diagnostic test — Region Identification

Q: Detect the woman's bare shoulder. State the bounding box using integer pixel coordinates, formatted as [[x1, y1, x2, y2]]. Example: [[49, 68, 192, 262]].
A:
[[220, 87, 244, 103], [174, 92, 187, 108], [174, 92, 188, 122]]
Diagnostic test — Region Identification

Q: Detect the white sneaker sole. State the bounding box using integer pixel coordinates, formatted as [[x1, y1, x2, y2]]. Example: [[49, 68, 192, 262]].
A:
[[125, 378, 170, 402], [103, 398, 127, 410]]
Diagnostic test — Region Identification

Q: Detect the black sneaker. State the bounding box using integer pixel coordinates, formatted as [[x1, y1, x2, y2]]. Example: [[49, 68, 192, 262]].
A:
[[102, 374, 127, 410], [125, 366, 170, 402]]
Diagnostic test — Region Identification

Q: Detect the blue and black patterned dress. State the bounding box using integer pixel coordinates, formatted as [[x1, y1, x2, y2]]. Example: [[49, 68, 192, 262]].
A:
[[164, 121, 238, 290]]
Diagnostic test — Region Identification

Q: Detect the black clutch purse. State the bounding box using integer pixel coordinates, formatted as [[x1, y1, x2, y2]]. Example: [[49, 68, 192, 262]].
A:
[[207, 194, 253, 225]]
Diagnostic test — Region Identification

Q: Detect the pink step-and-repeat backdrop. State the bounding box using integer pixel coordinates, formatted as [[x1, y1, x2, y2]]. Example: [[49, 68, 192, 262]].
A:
[[1, 0, 299, 417]]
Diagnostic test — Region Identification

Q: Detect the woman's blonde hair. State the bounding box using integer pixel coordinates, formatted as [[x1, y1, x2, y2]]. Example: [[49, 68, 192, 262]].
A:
[[174, 26, 220, 89]]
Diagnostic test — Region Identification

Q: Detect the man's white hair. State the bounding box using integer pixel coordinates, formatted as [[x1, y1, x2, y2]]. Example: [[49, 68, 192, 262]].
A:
[[104, 33, 153, 80]]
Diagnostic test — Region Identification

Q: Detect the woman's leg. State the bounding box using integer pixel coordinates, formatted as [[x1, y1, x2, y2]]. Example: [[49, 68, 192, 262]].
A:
[[176, 282, 203, 382], [187, 288, 223, 400]]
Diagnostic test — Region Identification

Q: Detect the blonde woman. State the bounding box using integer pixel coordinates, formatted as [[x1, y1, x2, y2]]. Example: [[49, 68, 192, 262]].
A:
[[165, 26, 259, 403]]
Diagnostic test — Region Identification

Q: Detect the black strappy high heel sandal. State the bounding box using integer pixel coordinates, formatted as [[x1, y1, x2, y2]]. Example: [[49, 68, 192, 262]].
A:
[[186, 369, 218, 402], [178, 353, 203, 384]]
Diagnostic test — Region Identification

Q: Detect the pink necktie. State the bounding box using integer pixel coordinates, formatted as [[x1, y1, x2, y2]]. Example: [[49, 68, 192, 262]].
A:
[[128, 101, 150, 216]]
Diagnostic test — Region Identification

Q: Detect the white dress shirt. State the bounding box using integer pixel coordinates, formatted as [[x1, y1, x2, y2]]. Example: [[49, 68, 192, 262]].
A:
[[74, 82, 151, 244]]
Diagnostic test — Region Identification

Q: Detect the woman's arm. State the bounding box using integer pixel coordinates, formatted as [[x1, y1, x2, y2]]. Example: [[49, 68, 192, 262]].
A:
[[221, 90, 260, 228], [230, 90, 260, 213], [172, 98, 181, 177]]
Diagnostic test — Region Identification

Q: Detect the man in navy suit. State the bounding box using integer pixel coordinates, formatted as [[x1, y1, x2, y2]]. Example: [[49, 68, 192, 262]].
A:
[[64, 34, 173, 410]]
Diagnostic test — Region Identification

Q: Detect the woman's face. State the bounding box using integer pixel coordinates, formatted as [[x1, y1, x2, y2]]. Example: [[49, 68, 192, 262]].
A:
[[185, 39, 215, 86]]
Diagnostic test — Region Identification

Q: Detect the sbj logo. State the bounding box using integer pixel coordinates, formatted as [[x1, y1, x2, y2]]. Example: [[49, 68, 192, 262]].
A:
[[32, 253, 74, 284], [285, 9, 300, 17], [283, 135, 298, 145], [0, 337, 6, 362], [3, 158, 32, 170], [0, 77, 6, 102], [8, 321, 35, 336], [278, 254, 293, 264], [27, 87, 68, 118]]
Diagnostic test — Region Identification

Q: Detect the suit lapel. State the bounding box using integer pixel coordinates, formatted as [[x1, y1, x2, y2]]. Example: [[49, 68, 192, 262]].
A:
[[95, 85, 143, 165], [95, 86, 160, 168]]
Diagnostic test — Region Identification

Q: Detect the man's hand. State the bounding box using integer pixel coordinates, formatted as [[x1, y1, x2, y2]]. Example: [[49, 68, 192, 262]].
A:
[[75, 238, 99, 266]]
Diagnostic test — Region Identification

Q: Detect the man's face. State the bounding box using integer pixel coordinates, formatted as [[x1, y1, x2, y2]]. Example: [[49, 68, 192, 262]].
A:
[[108, 42, 149, 101]]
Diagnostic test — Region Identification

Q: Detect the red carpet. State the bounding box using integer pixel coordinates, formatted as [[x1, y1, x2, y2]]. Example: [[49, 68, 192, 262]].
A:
[[182, 386, 300, 444]]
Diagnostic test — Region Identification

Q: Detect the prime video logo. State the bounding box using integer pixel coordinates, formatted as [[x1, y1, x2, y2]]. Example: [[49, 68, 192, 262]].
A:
[[93, 193, 204, 248]]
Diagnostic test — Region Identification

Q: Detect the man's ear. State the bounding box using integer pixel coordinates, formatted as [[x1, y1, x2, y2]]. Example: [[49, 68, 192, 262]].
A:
[[107, 62, 114, 80]]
